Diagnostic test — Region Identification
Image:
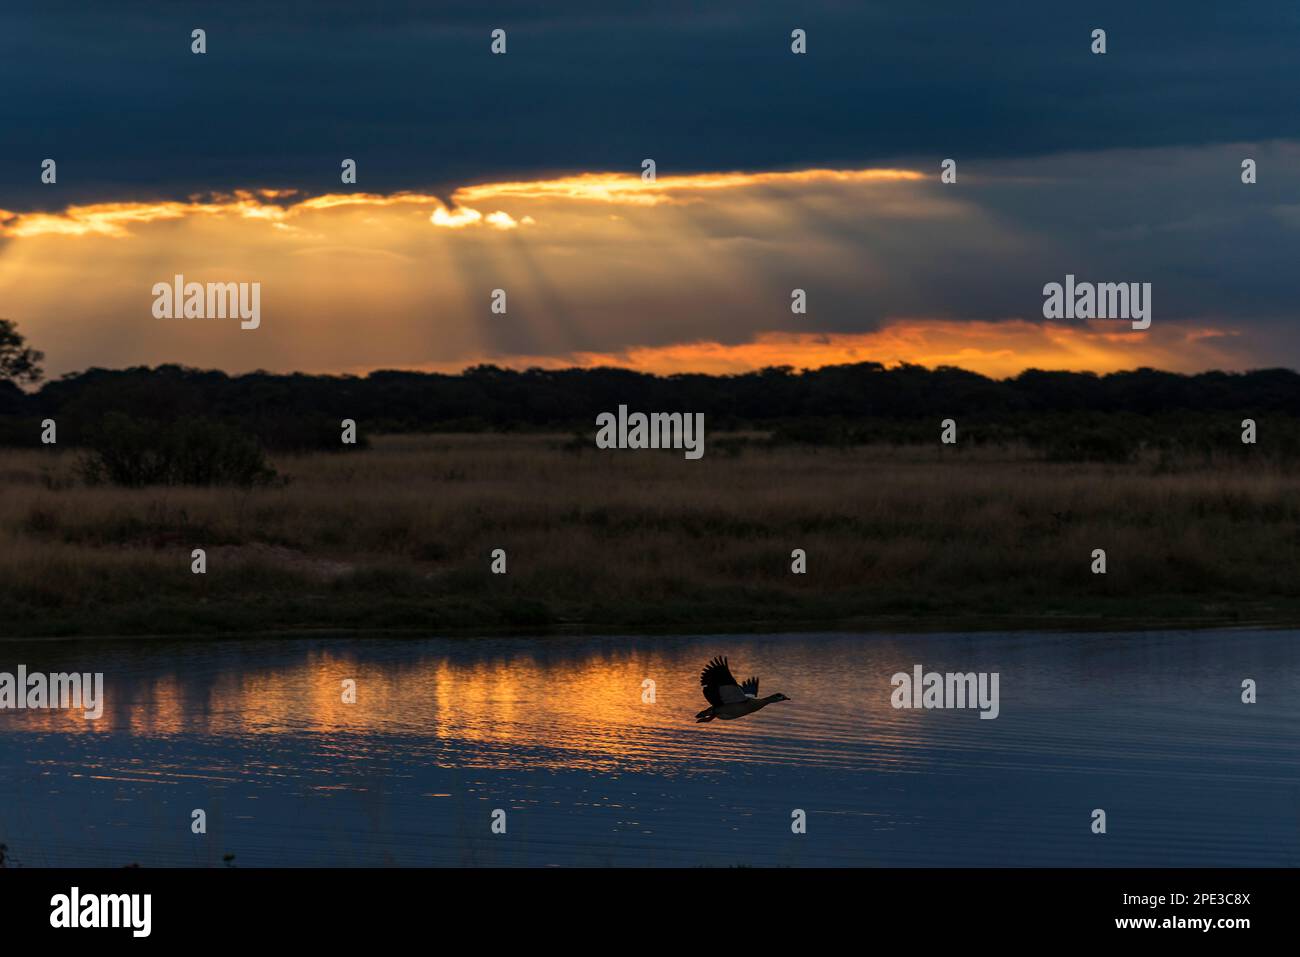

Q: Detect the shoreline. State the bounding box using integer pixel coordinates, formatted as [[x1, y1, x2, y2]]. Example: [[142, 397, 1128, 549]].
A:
[[2, 613, 1296, 643]]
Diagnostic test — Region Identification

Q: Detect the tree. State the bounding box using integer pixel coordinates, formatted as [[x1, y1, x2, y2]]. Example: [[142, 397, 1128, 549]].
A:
[[0, 319, 44, 385]]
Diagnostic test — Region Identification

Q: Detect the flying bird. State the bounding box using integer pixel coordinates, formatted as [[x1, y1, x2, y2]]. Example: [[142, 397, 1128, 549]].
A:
[[695, 655, 790, 722]]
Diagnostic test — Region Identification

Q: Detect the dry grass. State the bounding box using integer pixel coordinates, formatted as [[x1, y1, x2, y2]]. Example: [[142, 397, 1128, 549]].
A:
[[1, 434, 1297, 636]]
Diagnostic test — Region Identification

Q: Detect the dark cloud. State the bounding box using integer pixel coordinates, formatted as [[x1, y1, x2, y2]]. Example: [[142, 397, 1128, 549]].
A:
[[2, 1, 1298, 208]]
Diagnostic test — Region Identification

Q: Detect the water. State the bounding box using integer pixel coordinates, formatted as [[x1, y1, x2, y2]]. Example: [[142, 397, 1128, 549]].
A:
[[0, 630, 1296, 867]]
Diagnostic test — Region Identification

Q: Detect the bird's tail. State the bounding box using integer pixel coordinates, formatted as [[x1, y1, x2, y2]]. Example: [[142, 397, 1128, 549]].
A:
[[695, 707, 716, 723]]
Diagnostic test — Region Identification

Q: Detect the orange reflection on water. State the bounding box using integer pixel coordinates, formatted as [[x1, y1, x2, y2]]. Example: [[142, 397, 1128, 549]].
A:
[[3, 640, 938, 773]]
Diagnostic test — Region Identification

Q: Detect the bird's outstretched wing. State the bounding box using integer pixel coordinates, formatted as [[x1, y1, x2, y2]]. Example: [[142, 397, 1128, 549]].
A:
[[701, 655, 746, 706], [741, 676, 759, 698]]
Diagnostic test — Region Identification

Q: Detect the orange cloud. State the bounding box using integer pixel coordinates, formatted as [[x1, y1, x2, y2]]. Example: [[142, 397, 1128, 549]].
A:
[[453, 167, 924, 205], [0, 189, 521, 238], [0, 166, 924, 240], [390, 320, 1254, 380]]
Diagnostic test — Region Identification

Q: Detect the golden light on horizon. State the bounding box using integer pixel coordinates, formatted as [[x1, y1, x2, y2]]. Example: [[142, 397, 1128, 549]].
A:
[[0, 164, 1273, 380], [389, 321, 1253, 380]]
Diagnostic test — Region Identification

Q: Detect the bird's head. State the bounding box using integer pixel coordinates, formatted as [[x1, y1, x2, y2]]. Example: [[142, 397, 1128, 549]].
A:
[[770, 693, 791, 703]]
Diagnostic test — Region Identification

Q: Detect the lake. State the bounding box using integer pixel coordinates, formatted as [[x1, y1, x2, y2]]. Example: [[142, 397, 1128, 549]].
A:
[[1, 629, 1296, 867]]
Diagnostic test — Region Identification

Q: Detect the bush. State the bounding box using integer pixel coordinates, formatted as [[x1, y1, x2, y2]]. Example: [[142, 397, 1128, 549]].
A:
[[78, 413, 279, 487]]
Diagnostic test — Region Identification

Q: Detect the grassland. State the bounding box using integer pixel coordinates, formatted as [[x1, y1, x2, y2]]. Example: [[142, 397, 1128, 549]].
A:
[[1, 433, 1298, 638]]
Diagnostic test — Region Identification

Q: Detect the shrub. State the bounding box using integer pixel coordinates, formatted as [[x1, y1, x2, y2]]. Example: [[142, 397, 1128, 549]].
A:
[[78, 413, 278, 487]]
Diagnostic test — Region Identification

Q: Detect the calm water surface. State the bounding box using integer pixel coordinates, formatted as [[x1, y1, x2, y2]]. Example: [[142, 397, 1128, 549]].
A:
[[1, 629, 1297, 867]]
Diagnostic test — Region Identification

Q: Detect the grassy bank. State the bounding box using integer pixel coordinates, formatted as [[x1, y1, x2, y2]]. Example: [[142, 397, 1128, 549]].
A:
[[1, 433, 1297, 637]]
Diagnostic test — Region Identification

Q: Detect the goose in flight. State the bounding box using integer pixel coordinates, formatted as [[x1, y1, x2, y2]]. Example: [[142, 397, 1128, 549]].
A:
[[695, 655, 790, 722]]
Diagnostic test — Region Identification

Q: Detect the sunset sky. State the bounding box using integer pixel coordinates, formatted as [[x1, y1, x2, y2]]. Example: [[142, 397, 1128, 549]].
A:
[[3, 1, 1299, 380]]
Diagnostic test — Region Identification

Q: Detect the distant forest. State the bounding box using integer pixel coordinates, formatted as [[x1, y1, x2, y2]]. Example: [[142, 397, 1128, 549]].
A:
[[2, 362, 1298, 460]]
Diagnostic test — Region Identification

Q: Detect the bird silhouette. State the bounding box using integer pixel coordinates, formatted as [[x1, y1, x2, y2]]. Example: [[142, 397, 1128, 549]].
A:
[[695, 655, 789, 722]]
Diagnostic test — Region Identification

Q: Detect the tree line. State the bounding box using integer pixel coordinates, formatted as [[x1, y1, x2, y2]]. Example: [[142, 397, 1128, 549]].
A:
[[1, 361, 1298, 441]]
